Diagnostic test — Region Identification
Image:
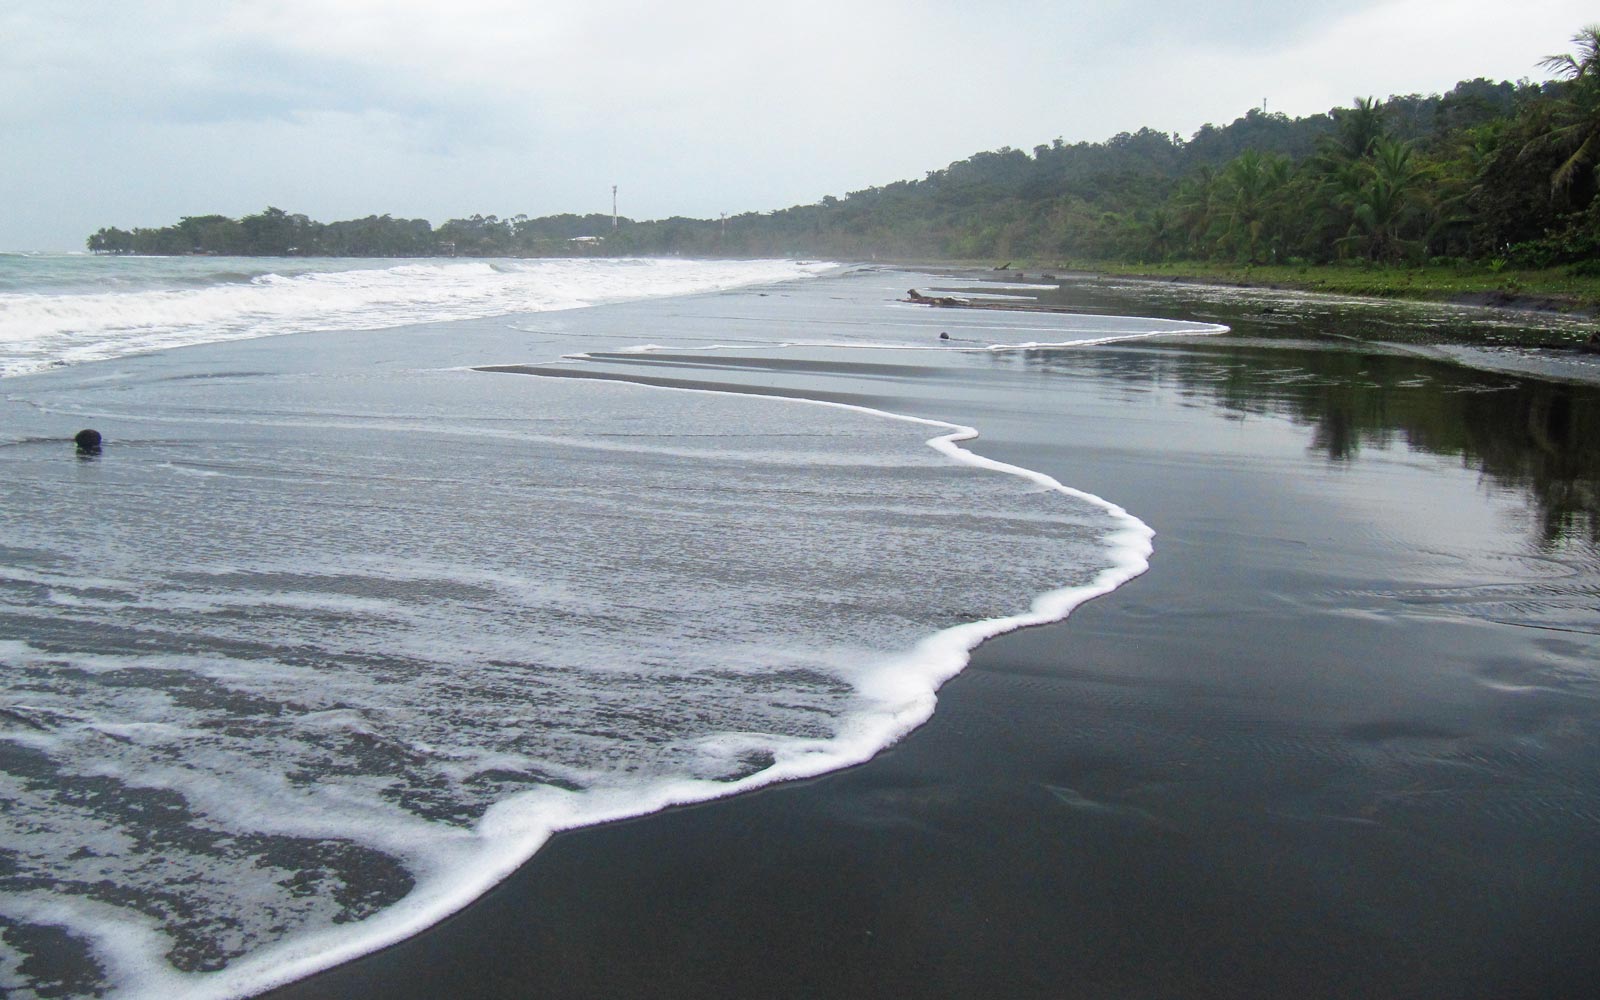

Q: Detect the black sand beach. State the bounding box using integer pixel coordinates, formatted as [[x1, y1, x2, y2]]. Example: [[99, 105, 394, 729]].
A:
[[267, 273, 1600, 1000]]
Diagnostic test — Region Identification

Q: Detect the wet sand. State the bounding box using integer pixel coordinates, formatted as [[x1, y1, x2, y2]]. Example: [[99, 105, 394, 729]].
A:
[[267, 276, 1600, 999]]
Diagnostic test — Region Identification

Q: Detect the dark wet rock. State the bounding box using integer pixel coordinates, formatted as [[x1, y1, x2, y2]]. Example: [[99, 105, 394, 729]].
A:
[[73, 429, 102, 454]]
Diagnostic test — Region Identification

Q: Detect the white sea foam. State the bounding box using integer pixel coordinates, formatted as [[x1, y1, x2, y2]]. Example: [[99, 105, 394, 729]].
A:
[[94, 386, 1153, 1000], [0, 256, 835, 377], [0, 892, 177, 998], [0, 378, 1149, 999]]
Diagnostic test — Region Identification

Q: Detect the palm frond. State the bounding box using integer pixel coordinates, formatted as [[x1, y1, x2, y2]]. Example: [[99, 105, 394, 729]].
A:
[[1551, 132, 1600, 192], [1540, 52, 1581, 79]]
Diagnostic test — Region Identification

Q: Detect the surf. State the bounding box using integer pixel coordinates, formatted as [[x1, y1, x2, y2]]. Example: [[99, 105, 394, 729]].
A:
[[0, 255, 837, 378]]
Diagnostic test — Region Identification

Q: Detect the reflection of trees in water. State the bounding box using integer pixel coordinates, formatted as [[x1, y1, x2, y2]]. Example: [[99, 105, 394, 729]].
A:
[[1022, 341, 1600, 545], [1452, 382, 1599, 544]]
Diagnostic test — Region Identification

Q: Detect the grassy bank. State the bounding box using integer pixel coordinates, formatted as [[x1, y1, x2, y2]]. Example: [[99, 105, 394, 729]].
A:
[[1043, 260, 1600, 314]]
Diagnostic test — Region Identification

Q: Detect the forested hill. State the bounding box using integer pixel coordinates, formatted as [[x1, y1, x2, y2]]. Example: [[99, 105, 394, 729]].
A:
[[89, 27, 1600, 269]]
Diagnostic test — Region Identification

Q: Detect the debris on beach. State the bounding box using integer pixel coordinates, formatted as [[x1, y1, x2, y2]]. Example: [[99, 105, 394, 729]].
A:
[[74, 428, 102, 454], [906, 288, 968, 307]]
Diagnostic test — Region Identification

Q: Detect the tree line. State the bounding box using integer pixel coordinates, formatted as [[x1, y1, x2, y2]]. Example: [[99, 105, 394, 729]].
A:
[[86, 209, 624, 258], [89, 26, 1600, 270]]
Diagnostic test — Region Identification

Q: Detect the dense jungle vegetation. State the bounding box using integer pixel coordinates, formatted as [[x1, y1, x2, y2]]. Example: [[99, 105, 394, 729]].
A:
[[89, 27, 1600, 275]]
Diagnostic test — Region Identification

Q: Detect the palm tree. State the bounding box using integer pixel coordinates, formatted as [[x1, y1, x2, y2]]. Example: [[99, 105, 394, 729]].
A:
[[1208, 150, 1293, 262], [1325, 97, 1388, 163], [1539, 25, 1600, 87], [1169, 166, 1217, 256], [1337, 138, 1432, 261], [1310, 97, 1393, 259], [1118, 204, 1180, 262], [1536, 25, 1600, 203]]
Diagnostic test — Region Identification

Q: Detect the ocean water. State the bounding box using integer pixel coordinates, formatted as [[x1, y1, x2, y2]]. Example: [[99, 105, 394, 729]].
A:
[[0, 254, 840, 379], [0, 256, 1212, 998]]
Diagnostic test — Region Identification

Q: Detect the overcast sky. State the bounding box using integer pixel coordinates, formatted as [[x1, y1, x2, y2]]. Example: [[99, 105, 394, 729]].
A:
[[3, 0, 1594, 249]]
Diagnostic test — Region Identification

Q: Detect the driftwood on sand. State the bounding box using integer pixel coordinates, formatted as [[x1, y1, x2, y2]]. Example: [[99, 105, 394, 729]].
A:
[[904, 288, 1081, 315], [905, 289, 968, 307]]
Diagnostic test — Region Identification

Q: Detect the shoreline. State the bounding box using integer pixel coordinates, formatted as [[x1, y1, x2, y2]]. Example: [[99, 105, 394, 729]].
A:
[[1097, 267, 1600, 317], [265, 270, 1600, 999], [890, 256, 1600, 317], [904, 264, 1600, 387], [215, 355, 1158, 996], [244, 285, 1163, 998]]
